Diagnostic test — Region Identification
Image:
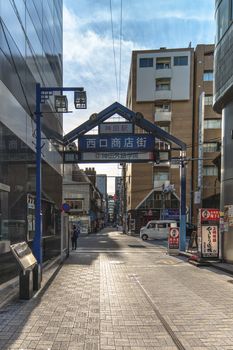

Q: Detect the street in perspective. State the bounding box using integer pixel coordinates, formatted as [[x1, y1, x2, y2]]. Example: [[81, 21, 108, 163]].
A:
[[2, 0, 233, 349], [1, 228, 233, 350]]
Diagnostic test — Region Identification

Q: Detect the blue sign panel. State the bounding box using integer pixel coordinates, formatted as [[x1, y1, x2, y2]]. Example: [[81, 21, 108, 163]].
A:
[[163, 208, 180, 220], [78, 134, 155, 152]]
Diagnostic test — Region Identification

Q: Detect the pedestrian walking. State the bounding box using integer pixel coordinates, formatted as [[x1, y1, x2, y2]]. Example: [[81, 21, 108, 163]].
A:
[[71, 225, 80, 250]]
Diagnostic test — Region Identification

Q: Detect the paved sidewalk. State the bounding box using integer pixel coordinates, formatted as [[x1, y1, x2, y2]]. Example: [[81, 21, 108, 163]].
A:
[[1, 229, 233, 349]]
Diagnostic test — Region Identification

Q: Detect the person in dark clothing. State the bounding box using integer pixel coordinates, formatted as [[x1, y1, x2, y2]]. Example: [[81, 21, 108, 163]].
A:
[[71, 225, 80, 250]]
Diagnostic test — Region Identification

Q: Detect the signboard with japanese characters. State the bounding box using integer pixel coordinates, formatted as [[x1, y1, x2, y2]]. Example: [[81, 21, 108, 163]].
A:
[[81, 151, 154, 162], [99, 122, 133, 134], [201, 225, 218, 258], [168, 227, 180, 255], [197, 208, 219, 259], [200, 209, 220, 222], [78, 134, 154, 152], [63, 151, 155, 163]]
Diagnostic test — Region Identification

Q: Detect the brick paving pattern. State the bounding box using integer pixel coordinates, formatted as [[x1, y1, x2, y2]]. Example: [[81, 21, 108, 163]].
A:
[[1, 229, 233, 349]]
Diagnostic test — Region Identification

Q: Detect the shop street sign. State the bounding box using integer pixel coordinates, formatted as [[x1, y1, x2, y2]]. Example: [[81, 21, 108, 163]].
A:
[[99, 122, 133, 134], [78, 134, 155, 152], [80, 151, 154, 163], [63, 150, 156, 163]]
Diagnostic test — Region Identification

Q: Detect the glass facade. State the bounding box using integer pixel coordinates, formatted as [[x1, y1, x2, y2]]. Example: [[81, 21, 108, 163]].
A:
[[0, 0, 63, 284]]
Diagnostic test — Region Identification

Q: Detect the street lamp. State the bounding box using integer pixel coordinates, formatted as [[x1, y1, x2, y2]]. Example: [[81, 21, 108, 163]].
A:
[[74, 90, 87, 109], [33, 83, 86, 290], [54, 95, 68, 113]]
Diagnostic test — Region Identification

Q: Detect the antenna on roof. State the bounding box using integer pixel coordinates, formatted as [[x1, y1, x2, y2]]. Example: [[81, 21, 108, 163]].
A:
[[188, 42, 192, 48]]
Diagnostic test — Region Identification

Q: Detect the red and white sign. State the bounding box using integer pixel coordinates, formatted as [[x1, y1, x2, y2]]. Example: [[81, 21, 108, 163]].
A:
[[200, 209, 219, 222], [168, 227, 180, 251]]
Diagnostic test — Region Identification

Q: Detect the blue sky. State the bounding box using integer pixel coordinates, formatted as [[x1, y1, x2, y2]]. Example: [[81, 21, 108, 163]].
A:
[[62, 0, 215, 192]]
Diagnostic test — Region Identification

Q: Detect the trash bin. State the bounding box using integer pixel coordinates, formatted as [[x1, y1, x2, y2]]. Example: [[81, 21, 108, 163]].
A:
[[10, 242, 37, 300]]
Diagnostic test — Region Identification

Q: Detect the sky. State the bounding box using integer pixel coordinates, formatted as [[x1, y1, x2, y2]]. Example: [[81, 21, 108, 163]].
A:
[[62, 0, 215, 194]]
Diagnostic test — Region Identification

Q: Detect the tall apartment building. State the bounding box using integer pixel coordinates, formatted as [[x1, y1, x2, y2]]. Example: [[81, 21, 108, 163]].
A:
[[193, 45, 221, 219], [214, 0, 233, 262], [125, 46, 221, 233], [0, 1, 63, 283]]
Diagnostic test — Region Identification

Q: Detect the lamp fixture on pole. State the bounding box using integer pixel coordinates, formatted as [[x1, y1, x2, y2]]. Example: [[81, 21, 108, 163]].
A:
[[74, 90, 87, 109], [54, 95, 68, 113]]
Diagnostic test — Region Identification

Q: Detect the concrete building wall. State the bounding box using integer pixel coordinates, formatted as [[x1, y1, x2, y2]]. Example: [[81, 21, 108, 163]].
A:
[[193, 45, 221, 222], [214, 0, 233, 262], [136, 50, 191, 102], [126, 48, 193, 226]]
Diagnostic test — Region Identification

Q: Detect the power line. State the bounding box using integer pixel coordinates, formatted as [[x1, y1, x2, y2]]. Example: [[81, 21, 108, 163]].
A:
[[109, 0, 118, 100], [119, 0, 123, 102]]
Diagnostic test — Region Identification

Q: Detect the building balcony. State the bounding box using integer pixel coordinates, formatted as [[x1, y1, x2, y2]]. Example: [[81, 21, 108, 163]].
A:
[[155, 68, 172, 79], [153, 180, 170, 190], [154, 111, 172, 122], [155, 90, 172, 100]]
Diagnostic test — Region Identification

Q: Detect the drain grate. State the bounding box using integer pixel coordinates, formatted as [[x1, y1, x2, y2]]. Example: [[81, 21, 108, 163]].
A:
[[128, 244, 146, 248]]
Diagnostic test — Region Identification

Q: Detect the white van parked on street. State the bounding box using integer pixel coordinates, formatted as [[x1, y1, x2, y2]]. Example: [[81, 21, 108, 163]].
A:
[[140, 220, 177, 240]]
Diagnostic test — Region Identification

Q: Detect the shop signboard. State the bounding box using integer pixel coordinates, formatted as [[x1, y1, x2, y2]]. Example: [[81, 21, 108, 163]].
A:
[[197, 208, 219, 259], [200, 208, 219, 222], [168, 227, 180, 255], [201, 225, 218, 258]]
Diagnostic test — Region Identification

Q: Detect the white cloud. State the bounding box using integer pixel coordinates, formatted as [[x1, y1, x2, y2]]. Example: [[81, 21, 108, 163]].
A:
[[62, 1, 215, 193], [63, 5, 143, 134]]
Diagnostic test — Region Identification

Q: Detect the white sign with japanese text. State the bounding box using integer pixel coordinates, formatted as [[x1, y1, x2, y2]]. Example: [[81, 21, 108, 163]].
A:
[[201, 225, 218, 258], [99, 123, 133, 134]]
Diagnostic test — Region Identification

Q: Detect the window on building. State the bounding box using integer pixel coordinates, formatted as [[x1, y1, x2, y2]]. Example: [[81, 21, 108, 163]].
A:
[[154, 171, 169, 182], [217, 0, 229, 41], [155, 104, 171, 112], [204, 119, 222, 129], [174, 56, 188, 66], [203, 70, 214, 81], [156, 78, 171, 91], [160, 125, 170, 133], [155, 140, 170, 150], [64, 199, 83, 211], [204, 95, 213, 106], [139, 57, 153, 67], [156, 57, 171, 69], [203, 166, 218, 176], [203, 142, 218, 152]]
